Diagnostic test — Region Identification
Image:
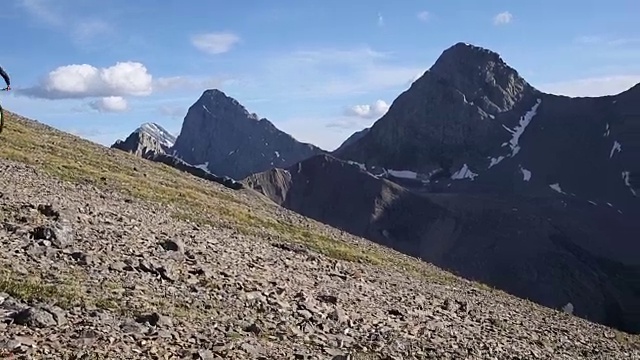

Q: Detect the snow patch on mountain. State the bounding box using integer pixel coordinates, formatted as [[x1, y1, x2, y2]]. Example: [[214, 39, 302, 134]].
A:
[[489, 156, 506, 169], [347, 160, 367, 172], [519, 166, 532, 182], [138, 122, 177, 148], [549, 183, 565, 194], [388, 169, 418, 179], [609, 141, 622, 159], [195, 161, 209, 171], [452, 164, 478, 181], [501, 99, 542, 157], [622, 171, 637, 196]]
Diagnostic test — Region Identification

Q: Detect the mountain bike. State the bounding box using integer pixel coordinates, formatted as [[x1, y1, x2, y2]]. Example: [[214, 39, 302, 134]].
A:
[[0, 87, 10, 134]]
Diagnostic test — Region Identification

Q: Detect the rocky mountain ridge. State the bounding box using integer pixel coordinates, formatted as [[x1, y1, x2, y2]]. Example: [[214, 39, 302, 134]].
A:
[[332, 127, 370, 154], [112, 89, 327, 184], [332, 42, 639, 214], [3, 111, 638, 358], [169, 89, 326, 179], [335, 42, 540, 175], [111, 122, 176, 159], [244, 42, 640, 335], [244, 153, 640, 334]]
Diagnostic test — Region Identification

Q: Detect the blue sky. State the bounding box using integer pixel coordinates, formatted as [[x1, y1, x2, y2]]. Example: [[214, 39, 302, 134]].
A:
[[1, 0, 639, 151]]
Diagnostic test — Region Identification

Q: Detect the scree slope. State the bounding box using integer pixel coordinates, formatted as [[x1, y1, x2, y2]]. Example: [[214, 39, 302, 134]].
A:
[[0, 112, 638, 359]]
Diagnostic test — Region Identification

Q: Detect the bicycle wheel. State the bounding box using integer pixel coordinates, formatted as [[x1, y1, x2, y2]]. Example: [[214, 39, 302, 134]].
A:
[[0, 104, 3, 134]]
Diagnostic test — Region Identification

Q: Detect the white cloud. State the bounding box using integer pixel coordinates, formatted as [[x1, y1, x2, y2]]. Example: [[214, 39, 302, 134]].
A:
[[417, 11, 430, 22], [19, 61, 153, 99], [191, 32, 240, 54], [377, 13, 384, 27], [20, 0, 62, 26], [158, 105, 186, 119], [259, 46, 426, 99], [88, 96, 128, 113], [575, 36, 602, 45], [493, 11, 513, 25], [73, 19, 113, 44], [153, 75, 233, 92], [538, 75, 640, 97], [276, 115, 362, 151], [20, 0, 113, 46], [575, 36, 640, 47], [344, 99, 390, 119]]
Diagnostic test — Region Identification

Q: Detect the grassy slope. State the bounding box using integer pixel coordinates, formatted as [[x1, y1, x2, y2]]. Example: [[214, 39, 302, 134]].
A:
[[0, 111, 639, 349], [0, 111, 463, 283]]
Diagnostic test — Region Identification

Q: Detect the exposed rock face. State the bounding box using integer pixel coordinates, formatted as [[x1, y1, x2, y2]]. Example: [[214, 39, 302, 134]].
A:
[[246, 42, 640, 334], [171, 89, 325, 179], [110, 122, 242, 189], [334, 43, 639, 209], [335, 43, 539, 174], [111, 122, 176, 159], [332, 127, 370, 154], [1, 108, 639, 359], [244, 154, 640, 334], [148, 153, 243, 190]]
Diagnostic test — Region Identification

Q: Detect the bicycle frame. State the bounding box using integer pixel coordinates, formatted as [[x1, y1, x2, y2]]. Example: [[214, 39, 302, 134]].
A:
[[0, 87, 9, 134]]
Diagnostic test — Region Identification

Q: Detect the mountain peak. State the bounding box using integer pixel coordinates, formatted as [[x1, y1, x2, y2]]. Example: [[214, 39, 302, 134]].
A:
[[170, 89, 325, 179], [417, 41, 535, 115], [197, 89, 259, 120], [199, 88, 238, 105], [334, 42, 539, 174], [136, 122, 176, 148], [431, 42, 506, 76], [111, 121, 176, 158]]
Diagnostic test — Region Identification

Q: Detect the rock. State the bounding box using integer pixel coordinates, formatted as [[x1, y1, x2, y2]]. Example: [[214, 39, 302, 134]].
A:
[[562, 302, 574, 315], [245, 291, 267, 304], [240, 342, 263, 356], [44, 306, 68, 326], [197, 349, 214, 360], [135, 312, 172, 327], [325, 348, 345, 356], [11, 307, 58, 328], [244, 323, 263, 335], [70, 251, 93, 266], [30, 225, 55, 241], [156, 264, 177, 282], [331, 355, 350, 360], [317, 294, 338, 305], [51, 220, 74, 248], [271, 242, 308, 255], [30, 221, 73, 248], [137, 259, 177, 282], [329, 308, 348, 323], [120, 320, 145, 334], [109, 261, 127, 271], [0, 292, 8, 305], [37, 204, 60, 218], [160, 239, 184, 253]]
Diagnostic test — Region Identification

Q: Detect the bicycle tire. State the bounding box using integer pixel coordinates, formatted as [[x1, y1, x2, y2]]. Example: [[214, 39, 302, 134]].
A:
[[0, 103, 3, 134]]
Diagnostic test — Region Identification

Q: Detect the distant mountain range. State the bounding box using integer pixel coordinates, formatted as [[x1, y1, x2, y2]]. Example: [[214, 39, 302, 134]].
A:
[[112, 89, 326, 181], [111, 122, 176, 159], [111, 42, 640, 334]]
